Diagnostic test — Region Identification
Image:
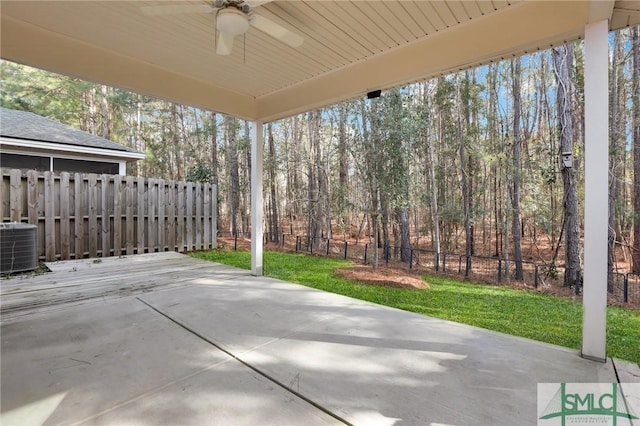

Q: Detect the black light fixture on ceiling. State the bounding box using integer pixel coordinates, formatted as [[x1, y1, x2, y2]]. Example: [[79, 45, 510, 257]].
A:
[[367, 89, 382, 99]]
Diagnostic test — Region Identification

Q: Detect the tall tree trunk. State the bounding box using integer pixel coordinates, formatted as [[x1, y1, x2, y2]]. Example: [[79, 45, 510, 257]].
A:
[[457, 73, 472, 267], [267, 123, 279, 242], [88, 87, 98, 135], [632, 27, 640, 274], [428, 147, 441, 256], [135, 98, 143, 176], [361, 99, 380, 267], [540, 53, 559, 255], [396, 207, 411, 262], [209, 112, 219, 231], [171, 104, 182, 180], [241, 121, 251, 235], [307, 111, 322, 247], [511, 58, 524, 280], [337, 103, 349, 232], [469, 69, 479, 256], [225, 116, 240, 236], [380, 193, 390, 250], [100, 85, 110, 140], [488, 64, 501, 257], [553, 44, 582, 289], [607, 33, 624, 291], [424, 84, 441, 257]]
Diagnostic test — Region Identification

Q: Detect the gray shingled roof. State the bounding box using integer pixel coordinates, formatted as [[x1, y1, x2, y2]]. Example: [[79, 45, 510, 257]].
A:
[[0, 107, 141, 154]]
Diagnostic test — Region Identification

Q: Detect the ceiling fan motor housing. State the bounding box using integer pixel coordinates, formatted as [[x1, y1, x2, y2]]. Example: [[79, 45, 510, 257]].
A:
[[217, 8, 250, 35]]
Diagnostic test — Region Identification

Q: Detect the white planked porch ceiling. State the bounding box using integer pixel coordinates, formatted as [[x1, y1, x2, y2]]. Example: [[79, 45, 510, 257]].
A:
[[1, 1, 639, 121]]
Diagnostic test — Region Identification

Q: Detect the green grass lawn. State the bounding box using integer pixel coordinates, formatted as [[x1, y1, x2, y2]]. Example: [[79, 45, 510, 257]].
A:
[[190, 249, 640, 364]]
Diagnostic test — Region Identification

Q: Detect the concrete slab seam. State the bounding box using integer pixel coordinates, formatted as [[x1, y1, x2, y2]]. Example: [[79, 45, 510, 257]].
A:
[[135, 297, 352, 426]]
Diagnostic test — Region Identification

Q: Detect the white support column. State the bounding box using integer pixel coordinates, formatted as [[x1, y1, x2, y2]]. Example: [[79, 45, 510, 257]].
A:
[[582, 19, 609, 362], [251, 120, 264, 276], [118, 161, 127, 176]]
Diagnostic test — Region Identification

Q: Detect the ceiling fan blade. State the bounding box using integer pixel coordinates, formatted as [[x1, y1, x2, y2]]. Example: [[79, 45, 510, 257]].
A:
[[216, 31, 235, 55], [140, 4, 214, 15], [250, 14, 304, 48]]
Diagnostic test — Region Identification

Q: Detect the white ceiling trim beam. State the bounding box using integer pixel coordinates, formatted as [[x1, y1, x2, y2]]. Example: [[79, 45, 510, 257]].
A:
[[0, 16, 257, 120]]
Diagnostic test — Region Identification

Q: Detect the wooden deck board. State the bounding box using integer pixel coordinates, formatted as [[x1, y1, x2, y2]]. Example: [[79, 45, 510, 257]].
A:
[[1, 252, 250, 321]]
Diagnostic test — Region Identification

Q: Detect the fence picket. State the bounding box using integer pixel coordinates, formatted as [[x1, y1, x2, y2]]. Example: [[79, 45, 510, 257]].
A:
[[9, 169, 22, 222], [157, 179, 165, 252], [44, 172, 56, 261], [125, 176, 135, 254], [88, 174, 98, 258], [177, 182, 185, 251], [186, 182, 194, 251], [211, 184, 217, 249], [195, 182, 202, 249], [137, 176, 145, 254], [101, 174, 111, 257], [167, 180, 176, 251], [113, 175, 122, 256], [74, 173, 84, 259], [148, 178, 157, 252], [59, 172, 71, 260], [204, 183, 211, 249], [27, 170, 39, 226]]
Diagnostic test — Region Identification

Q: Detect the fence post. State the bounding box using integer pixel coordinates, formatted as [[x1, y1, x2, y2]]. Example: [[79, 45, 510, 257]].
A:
[[435, 252, 439, 272], [282, 234, 285, 247], [534, 265, 538, 288], [498, 259, 502, 282], [234, 232, 238, 251], [458, 256, 462, 273], [343, 241, 348, 259], [326, 239, 330, 256], [364, 243, 368, 264], [310, 237, 314, 254], [295, 235, 299, 252], [409, 249, 414, 269], [442, 253, 446, 272], [385, 244, 389, 265], [624, 274, 629, 303]]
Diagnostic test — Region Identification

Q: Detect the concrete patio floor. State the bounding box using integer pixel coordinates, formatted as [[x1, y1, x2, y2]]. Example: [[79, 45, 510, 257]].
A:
[[1, 252, 638, 425]]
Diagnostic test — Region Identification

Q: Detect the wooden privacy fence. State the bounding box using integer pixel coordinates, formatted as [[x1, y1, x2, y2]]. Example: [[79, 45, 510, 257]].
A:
[[1, 168, 217, 261]]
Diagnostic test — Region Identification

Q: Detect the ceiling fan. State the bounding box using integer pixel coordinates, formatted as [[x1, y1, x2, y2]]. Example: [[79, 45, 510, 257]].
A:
[[140, 1, 304, 56]]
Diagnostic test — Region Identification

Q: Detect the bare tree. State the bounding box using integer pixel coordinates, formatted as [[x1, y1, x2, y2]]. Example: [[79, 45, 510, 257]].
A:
[[511, 57, 524, 280], [456, 72, 472, 271], [225, 116, 240, 236], [552, 44, 582, 289], [633, 27, 640, 273], [267, 123, 279, 242]]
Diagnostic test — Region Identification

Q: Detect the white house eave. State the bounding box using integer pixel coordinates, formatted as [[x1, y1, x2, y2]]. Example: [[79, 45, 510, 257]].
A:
[[0, 137, 146, 161]]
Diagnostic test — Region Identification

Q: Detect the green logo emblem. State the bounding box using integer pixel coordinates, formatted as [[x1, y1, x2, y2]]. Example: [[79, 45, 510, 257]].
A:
[[539, 383, 639, 426]]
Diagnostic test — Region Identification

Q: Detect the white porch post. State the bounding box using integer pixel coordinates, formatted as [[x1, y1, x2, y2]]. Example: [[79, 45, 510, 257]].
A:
[[582, 19, 609, 362], [251, 120, 264, 276]]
